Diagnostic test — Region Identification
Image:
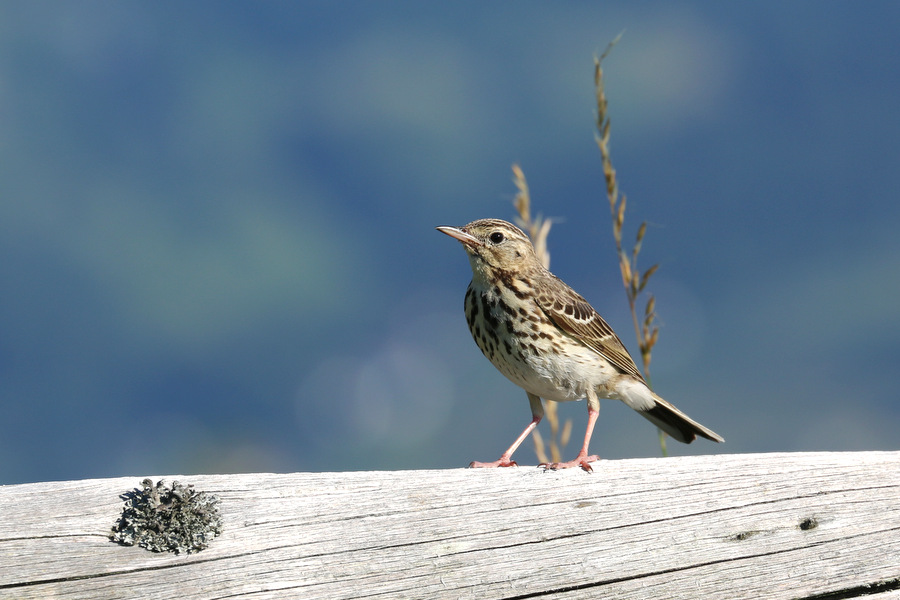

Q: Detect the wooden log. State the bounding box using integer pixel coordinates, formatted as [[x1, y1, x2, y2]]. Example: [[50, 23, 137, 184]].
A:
[[1, 451, 898, 599]]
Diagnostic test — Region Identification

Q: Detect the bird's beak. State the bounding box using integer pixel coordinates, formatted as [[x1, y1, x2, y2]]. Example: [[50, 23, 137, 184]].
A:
[[436, 225, 482, 247]]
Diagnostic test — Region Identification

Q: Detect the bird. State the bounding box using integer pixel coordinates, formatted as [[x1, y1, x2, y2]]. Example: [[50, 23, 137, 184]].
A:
[[437, 218, 723, 471]]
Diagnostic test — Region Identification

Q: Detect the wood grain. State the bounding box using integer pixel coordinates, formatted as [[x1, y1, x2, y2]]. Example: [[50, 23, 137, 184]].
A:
[[1, 451, 898, 599]]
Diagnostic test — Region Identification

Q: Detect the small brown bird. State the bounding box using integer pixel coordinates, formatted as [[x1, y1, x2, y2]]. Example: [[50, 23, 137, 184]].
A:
[[438, 218, 723, 471]]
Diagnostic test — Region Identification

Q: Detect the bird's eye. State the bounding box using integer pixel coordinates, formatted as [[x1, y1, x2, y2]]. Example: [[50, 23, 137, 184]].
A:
[[489, 232, 505, 244]]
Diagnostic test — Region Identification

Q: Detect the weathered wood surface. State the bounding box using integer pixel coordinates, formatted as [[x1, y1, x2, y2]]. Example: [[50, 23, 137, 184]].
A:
[[0, 451, 898, 599]]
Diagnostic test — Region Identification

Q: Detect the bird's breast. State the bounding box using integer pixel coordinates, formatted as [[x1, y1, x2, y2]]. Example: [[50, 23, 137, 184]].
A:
[[464, 280, 612, 402]]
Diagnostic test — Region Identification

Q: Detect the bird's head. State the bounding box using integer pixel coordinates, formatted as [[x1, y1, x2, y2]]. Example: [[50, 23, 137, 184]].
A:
[[436, 219, 538, 277]]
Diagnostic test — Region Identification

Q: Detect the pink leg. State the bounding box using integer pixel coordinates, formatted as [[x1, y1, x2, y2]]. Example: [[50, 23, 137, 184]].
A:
[[469, 393, 544, 468], [469, 415, 541, 468], [542, 406, 600, 472]]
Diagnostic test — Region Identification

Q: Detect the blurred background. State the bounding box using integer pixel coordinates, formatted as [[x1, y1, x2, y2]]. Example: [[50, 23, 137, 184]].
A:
[[2, 2, 898, 484]]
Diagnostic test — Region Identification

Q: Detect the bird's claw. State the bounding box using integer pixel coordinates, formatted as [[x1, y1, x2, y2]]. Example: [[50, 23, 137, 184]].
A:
[[539, 455, 600, 472]]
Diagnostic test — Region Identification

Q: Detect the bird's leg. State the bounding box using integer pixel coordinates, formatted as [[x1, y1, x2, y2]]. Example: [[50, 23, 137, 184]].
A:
[[543, 393, 601, 472], [469, 393, 544, 468]]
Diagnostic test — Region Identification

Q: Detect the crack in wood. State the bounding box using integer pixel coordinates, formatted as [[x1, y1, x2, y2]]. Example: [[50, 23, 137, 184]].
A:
[[801, 577, 900, 599], [0, 533, 109, 543], [494, 527, 900, 600], [0, 546, 288, 590], [475, 483, 899, 537]]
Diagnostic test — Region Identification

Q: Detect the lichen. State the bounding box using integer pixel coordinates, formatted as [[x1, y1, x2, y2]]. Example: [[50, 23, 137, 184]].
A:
[[110, 478, 222, 554]]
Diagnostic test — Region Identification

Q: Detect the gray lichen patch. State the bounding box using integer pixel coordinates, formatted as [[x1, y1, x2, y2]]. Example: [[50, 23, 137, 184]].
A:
[[110, 478, 222, 554]]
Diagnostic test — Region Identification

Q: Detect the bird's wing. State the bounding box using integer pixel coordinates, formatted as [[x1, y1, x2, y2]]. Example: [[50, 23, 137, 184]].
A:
[[534, 273, 645, 381]]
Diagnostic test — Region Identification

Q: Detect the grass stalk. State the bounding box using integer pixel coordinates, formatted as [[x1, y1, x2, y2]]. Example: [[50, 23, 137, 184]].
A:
[[594, 38, 667, 456]]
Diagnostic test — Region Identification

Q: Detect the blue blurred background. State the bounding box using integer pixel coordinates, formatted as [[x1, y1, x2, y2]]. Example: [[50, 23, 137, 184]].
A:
[[2, 2, 898, 484]]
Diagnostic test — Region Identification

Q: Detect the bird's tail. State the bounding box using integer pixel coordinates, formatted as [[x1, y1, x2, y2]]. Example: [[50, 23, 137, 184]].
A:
[[639, 392, 725, 444]]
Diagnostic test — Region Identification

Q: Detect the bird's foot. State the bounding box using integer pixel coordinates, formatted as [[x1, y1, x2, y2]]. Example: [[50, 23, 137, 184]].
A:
[[540, 454, 600, 472], [468, 457, 518, 468]]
